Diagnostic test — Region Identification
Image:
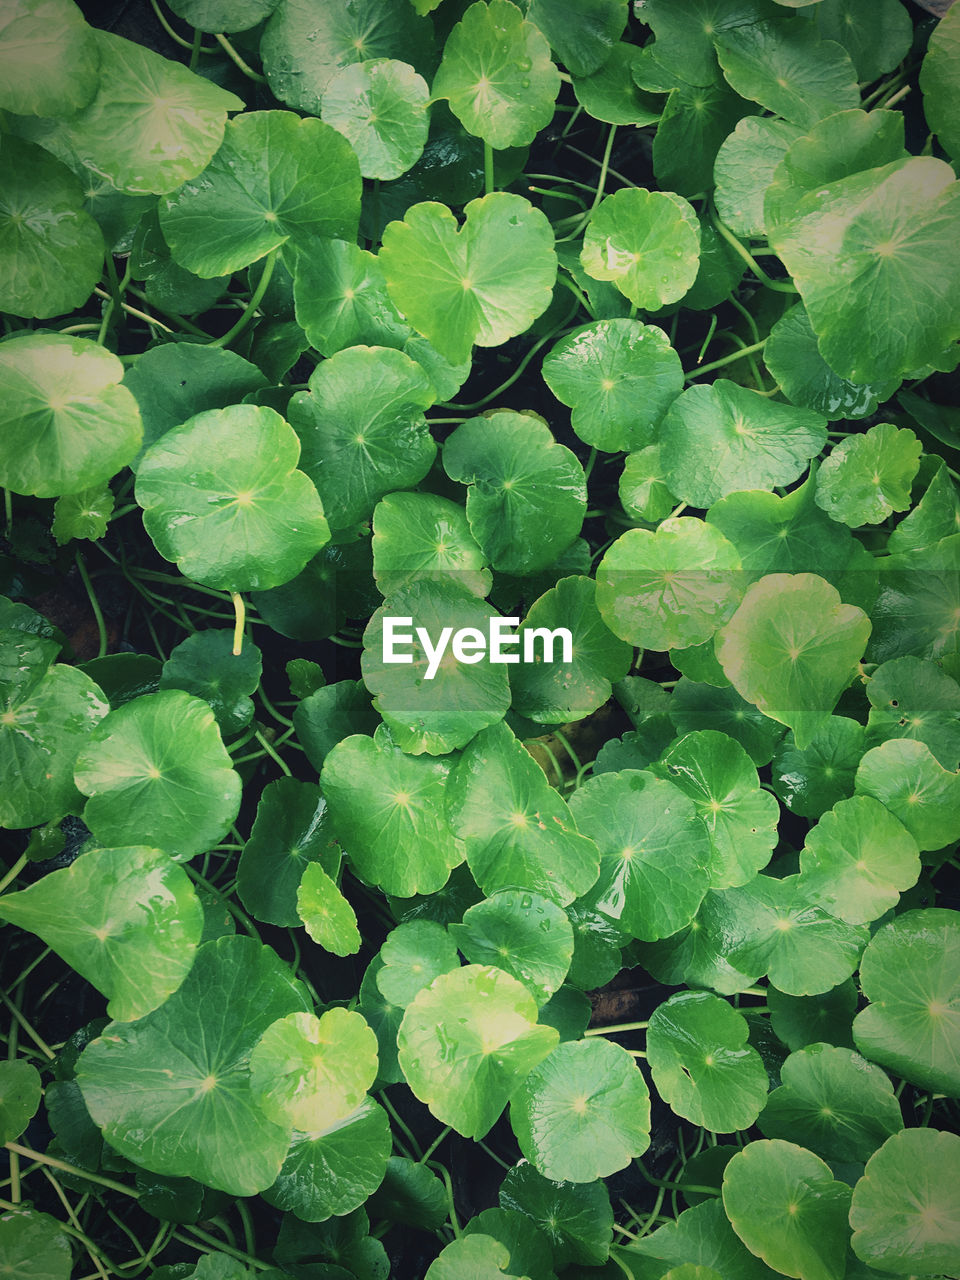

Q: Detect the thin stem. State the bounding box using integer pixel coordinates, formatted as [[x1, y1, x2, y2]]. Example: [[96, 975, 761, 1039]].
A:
[[93, 288, 174, 333], [41, 1169, 111, 1280], [231, 591, 245, 655], [557, 124, 617, 242], [686, 338, 767, 380], [0, 993, 55, 1060], [175, 1224, 273, 1270], [696, 313, 719, 365], [0, 854, 27, 895], [148, 0, 216, 51], [75, 552, 109, 659], [5, 1142, 139, 1195], [418, 1125, 451, 1165], [210, 249, 277, 349], [429, 1161, 461, 1238], [379, 1091, 423, 1159], [483, 140, 495, 196], [253, 729, 291, 776], [710, 213, 797, 293], [214, 32, 267, 82], [585, 1019, 648, 1036]]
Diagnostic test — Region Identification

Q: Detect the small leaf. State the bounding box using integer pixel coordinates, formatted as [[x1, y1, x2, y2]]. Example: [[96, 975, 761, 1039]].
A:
[[237, 779, 337, 927], [815, 424, 921, 526], [636, 0, 776, 86], [714, 116, 803, 240], [377, 920, 461, 1007], [580, 187, 700, 308], [451, 890, 574, 1005], [51, 484, 114, 546], [572, 42, 661, 126], [425, 1235, 520, 1280], [160, 631, 262, 736], [167, 0, 278, 32], [619, 446, 678, 523], [0, 1209, 72, 1280], [771, 717, 865, 819], [0, 1061, 42, 1143], [527, 0, 628, 77], [499, 1160, 613, 1268], [373, 492, 491, 599], [290, 237, 410, 358], [854, 737, 960, 852], [322, 59, 430, 181], [297, 863, 361, 957]]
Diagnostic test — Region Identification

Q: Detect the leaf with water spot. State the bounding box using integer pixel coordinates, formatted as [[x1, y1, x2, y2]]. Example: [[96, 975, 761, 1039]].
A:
[[815, 424, 921, 527], [854, 737, 960, 852], [580, 188, 700, 309], [451, 890, 574, 1006], [297, 863, 361, 957], [376, 920, 461, 1008]]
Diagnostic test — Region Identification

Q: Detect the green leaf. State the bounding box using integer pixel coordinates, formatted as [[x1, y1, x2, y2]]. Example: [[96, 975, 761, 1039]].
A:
[[443, 412, 586, 574], [135, 404, 330, 591], [758, 1044, 902, 1164], [670, 677, 786, 767], [719, 874, 868, 996], [264, 1096, 391, 1224], [446, 720, 599, 906], [595, 519, 743, 652], [372, 492, 491, 599], [499, 1160, 613, 1268], [815, 424, 921, 527], [0, 1209, 72, 1280], [636, 0, 779, 87], [580, 188, 700, 309], [869, 534, 960, 669], [237, 779, 337, 927], [850, 1128, 960, 1276], [290, 237, 410, 358], [715, 573, 871, 749], [628, 1198, 781, 1280], [527, 0, 627, 77], [250, 1008, 378, 1132], [261, 0, 434, 115], [511, 1038, 650, 1182], [653, 80, 755, 199], [920, 0, 960, 161], [398, 964, 558, 1139], [0, 846, 202, 1022], [0, 631, 110, 828], [379, 193, 557, 365], [376, 920, 461, 1007], [854, 738, 960, 852], [568, 770, 710, 941], [541, 319, 683, 453], [288, 346, 435, 532], [167, 0, 277, 32], [451, 890, 574, 1005], [798, 795, 919, 925], [425, 1235, 522, 1280], [767, 155, 960, 384], [74, 689, 241, 860], [368, 1156, 447, 1230], [715, 19, 859, 128], [865, 655, 960, 769], [660, 381, 827, 509], [122, 344, 267, 470], [432, 0, 560, 149], [252, 541, 378, 644], [853, 907, 960, 1095], [722, 1139, 852, 1280], [463, 1208, 555, 1280], [322, 727, 464, 896], [0, 334, 142, 498], [0, 0, 99, 116], [36, 29, 242, 195], [160, 111, 361, 277], [814, 0, 913, 83], [619, 447, 678, 523], [0, 137, 104, 320], [293, 680, 379, 770], [767, 979, 857, 1053], [651, 730, 780, 888], [572, 42, 661, 126], [764, 305, 899, 422], [714, 116, 803, 239], [0, 1061, 42, 1143], [77, 935, 309, 1195], [509, 576, 632, 724], [647, 991, 768, 1132], [887, 460, 960, 555], [297, 863, 361, 957], [160, 631, 261, 736], [322, 59, 430, 181], [51, 484, 114, 546]]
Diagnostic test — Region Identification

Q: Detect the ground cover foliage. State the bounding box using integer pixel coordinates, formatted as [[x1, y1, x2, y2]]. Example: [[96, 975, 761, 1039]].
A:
[[0, 0, 959, 1276]]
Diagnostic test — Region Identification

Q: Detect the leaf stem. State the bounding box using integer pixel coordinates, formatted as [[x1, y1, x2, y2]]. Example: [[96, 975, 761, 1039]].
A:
[[585, 1019, 648, 1036], [41, 1168, 112, 1280], [75, 552, 109, 659], [214, 32, 267, 82], [418, 1125, 451, 1165], [93, 288, 174, 334], [0, 854, 27, 895], [253, 728, 291, 776], [685, 337, 767, 380], [710, 213, 797, 293], [210, 249, 277, 350], [5, 1142, 139, 1195], [174, 1224, 273, 1269], [148, 0, 216, 51], [483, 140, 495, 195], [0, 992, 55, 1060], [231, 591, 245, 655]]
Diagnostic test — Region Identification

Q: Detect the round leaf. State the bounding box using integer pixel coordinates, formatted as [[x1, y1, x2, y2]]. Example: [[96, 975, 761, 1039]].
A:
[[920, 0, 960, 161], [0, 1209, 71, 1280], [510, 1038, 650, 1182], [714, 116, 803, 240], [767, 980, 857, 1053], [451, 890, 574, 1006], [499, 1160, 613, 1269], [445, 720, 600, 907], [443, 412, 586, 575], [425, 1235, 520, 1280], [322, 59, 430, 181], [670, 676, 786, 767], [289, 237, 410, 358], [568, 770, 710, 942], [771, 717, 865, 819], [815, 424, 922, 527], [462, 1207, 556, 1280], [372, 492, 491, 600], [0, 846, 202, 1022], [580, 188, 700, 309], [850, 1128, 960, 1275], [722, 1139, 852, 1280], [0, 1061, 42, 1143], [647, 990, 768, 1133], [798, 796, 920, 925], [715, 574, 871, 749], [250, 1009, 378, 1133], [0, 631, 110, 828], [77, 935, 309, 1195], [75, 689, 242, 860], [758, 1043, 902, 1164], [0, 334, 142, 499], [629, 1198, 780, 1280], [619, 446, 678, 523], [321, 728, 464, 897], [854, 738, 960, 852], [595, 519, 743, 652], [432, 0, 560, 149], [167, 0, 277, 32], [397, 964, 559, 1139], [853, 907, 960, 1096], [135, 404, 330, 592], [815, 0, 912, 83], [527, 0, 627, 77], [865, 655, 960, 769], [380, 193, 557, 365], [653, 79, 755, 200], [160, 111, 361, 277], [237, 779, 338, 927], [660, 381, 827, 508], [297, 863, 361, 957], [42, 29, 242, 195], [0, 0, 99, 116], [288, 346, 435, 532], [572, 42, 662, 126], [376, 920, 461, 1007], [636, 0, 776, 86], [541, 319, 683, 453], [652, 730, 780, 889], [161, 630, 261, 736]]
